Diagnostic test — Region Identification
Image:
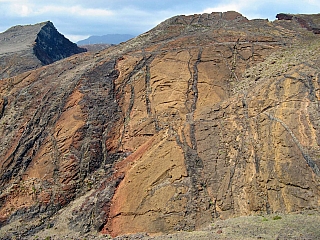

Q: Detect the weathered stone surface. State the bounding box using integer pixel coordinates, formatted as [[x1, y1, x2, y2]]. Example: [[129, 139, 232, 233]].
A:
[[276, 13, 320, 34], [0, 11, 319, 239], [80, 43, 112, 52], [0, 21, 86, 79]]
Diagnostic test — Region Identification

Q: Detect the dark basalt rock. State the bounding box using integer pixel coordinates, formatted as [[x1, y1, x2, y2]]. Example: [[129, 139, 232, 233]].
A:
[[0, 21, 86, 79], [277, 13, 320, 34], [276, 13, 294, 20], [33, 21, 87, 65], [0, 12, 320, 239]]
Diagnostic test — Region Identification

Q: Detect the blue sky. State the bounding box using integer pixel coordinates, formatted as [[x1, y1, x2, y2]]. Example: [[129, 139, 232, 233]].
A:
[[0, 0, 319, 42]]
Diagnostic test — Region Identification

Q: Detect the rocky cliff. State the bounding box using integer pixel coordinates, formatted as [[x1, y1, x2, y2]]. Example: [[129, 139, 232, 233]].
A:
[[0, 21, 86, 80], [0, 11, 319, 239]]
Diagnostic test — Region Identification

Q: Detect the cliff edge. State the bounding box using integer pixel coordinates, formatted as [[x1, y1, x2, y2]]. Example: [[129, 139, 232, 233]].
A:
[[0, 12, 319, 239], [0, 21, 86, 79]]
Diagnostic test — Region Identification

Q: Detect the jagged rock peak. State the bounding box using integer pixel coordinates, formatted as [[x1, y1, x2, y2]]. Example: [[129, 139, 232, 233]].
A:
[[0, 21, 86, 79], [276, 13, 320, 34], [0, 21, 50, 55], [0, 10, 320, 239], [155, 11, 248, 28], [0, 20, 87, 61], [32, 21, 87, 64], [3, 21, 48, 33]]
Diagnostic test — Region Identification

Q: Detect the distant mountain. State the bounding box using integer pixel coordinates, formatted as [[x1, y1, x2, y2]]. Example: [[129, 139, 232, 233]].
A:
[[77, 34, 135, 45]]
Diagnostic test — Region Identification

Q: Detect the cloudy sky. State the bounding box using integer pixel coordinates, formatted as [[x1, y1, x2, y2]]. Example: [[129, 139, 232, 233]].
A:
[[0, 0, 319, 42]]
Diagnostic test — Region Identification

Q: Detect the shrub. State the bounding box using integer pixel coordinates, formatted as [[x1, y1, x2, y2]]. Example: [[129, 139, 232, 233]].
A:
[[273, 215, 282, 220]]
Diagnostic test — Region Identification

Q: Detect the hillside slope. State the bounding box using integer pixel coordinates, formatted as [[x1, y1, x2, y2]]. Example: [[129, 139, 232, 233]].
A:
[[0, 11, 319, 239], [0, 21, 86, 80]]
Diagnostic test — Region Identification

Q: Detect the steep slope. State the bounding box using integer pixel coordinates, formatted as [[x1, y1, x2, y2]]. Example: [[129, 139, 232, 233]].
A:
[[0, 21, 86, 79], [0, 11, 319, 239], [80, 43, 112, 52]]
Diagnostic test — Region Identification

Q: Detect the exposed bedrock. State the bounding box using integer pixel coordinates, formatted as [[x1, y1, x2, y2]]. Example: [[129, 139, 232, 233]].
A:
[[0, 11, 319, 238]]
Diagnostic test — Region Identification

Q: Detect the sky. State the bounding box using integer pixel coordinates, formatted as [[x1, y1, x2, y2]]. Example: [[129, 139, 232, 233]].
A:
[[0, 0, 319, 42]]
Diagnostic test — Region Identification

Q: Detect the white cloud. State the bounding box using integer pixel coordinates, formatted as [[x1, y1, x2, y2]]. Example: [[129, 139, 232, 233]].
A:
[[303, 0, 320, 6], [38, 5, 114, 18], [6, 2, 113, 18], [202, 0, 264, 19], [12, 4, 33, 17], [65, 34, 90, 43], [1, 0, 320, 37], [0, 0, 22, 2], [203, 0, 320, 20], [304, 0, 320, 10], [203, 4, 242, 13]]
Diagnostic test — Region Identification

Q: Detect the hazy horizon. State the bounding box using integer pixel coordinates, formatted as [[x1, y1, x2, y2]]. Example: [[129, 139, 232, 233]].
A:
[[0, 0, 319, 42]]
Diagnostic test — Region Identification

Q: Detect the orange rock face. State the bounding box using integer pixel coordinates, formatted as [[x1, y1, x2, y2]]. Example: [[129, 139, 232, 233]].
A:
[[0, 11, 320, 238]]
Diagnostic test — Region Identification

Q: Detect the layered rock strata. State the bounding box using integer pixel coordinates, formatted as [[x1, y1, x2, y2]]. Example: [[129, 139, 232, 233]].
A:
[[0, 11, 319, 239]]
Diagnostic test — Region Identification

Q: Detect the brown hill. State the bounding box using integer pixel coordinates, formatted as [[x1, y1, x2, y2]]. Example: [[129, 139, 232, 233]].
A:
[[0, 21, 86, 80], [0, 11, 319, 239], [80, 43, 113, 52]]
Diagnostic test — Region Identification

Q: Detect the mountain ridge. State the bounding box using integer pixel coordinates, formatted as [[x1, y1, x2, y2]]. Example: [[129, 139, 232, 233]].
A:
[[0, 21, 86, 79], [0, 11, 319, 239]]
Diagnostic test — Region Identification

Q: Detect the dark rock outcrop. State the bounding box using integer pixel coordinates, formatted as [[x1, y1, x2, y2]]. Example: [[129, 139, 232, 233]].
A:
[[0, 12, 319, 239], [276, 13, 320, 34], [33, 21, 87, 65], [0, 21, 86, 79], [80, 43, 112, 52]]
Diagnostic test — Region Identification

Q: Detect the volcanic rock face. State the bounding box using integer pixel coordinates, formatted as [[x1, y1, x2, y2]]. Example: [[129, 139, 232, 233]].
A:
[[276, 13, 320, 34], [80, 43, 112, 52], [0, 21, 86, 79], [0, 11, 320, 239]]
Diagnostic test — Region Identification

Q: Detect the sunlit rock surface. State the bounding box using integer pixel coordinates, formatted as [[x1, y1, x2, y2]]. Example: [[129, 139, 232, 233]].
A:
[[0, 11, 319, 239], [0, 21, 86, 79]]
